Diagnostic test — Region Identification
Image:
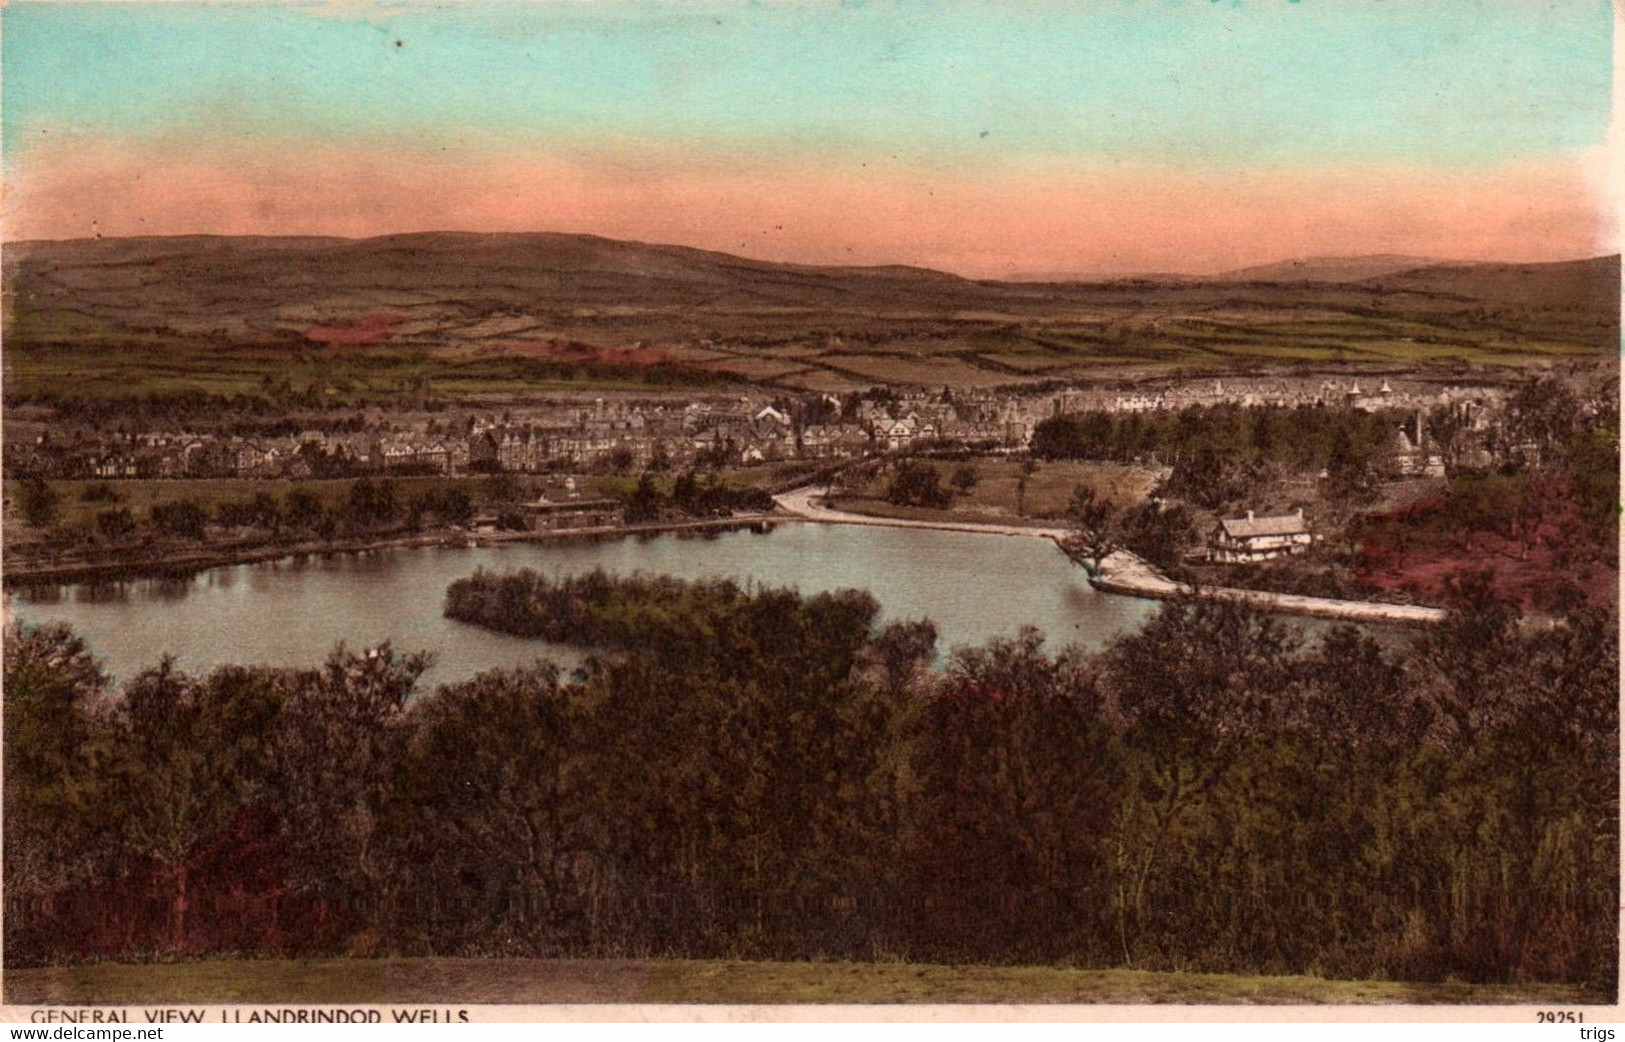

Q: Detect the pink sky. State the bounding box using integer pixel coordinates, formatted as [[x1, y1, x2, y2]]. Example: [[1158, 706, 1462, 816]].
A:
[[5, 136, 1614, 277]]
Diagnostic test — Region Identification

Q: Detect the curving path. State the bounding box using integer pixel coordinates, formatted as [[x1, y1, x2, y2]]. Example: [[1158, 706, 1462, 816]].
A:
[[772, 486, 1447, 626], [772, 485, 1072, 540]]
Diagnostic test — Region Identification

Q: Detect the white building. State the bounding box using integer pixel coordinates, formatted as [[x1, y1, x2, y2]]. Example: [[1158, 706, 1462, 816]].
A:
[[1208, 508, 1314, 563]]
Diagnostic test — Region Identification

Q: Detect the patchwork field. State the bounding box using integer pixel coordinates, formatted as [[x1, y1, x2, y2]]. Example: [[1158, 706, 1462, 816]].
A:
[[4, 235, 1616, 400]]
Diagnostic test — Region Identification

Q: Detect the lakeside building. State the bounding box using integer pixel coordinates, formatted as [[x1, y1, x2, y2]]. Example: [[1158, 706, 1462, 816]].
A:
[[1207, 508, 1314, 564]]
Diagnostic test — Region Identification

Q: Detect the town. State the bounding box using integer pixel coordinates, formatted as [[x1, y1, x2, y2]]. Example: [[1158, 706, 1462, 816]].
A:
[[6, 356, 1612, 623], [0, 373, 1537, 484]]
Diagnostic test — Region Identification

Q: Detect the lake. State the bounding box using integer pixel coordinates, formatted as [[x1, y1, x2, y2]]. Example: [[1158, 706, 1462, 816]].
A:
[[8, 523, 1161, 688]]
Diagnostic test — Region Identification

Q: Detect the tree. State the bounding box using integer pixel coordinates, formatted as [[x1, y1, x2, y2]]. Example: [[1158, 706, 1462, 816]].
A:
[[391, 663, 591, 950], [346, 478, 398, 527], [251, 491, 283, 535], [1062, 484, 1117, 569], [486, 472, 523, 502], [271, 644, 431, 915], [1116, 500, 1194, 572], [1559, 425, 1620, 541], [215, 498, 259, 529], [1102, 599, 1300, 941], [1504, 377, 1581, 464], [1167, 447, 1237, 510], [3, 624, 115, 898], [625, 473, 664, 524], [1405, 571, 1524, 745], [285, 489, 325, 531], [1016, 457, 1040, 515], [19, 478, 60, 528], [1295, 624, 1429, 746], [437, 488, 475, 526], [672, 470, 699, 514], [151, 499, 208, 539], [886, 462, 951, 509], [115, 659, 274, 948], [904, 629, 1117, 961], [950, 464, 979, 496], [606, 447, 636, 474], [96, 507, 137, 541], [1324, 427, 1376, 503]]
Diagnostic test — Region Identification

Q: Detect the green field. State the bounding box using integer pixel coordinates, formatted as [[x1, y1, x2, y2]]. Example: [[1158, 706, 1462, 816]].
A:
[[6, 237, 1615, 399], [839, 460, 1157, 522], [2, 341, 730, 403], [588, 461, 814, 501], [3, 958, 1599, 1006], [3, 318, 1606, 402], [5, 296, 1614, 404]]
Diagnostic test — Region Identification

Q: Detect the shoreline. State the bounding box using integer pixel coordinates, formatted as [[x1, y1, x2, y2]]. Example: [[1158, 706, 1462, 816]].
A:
[[1, 514, 782, 588], [770, 486, 1074, 541], [772, 486, 1448, 626], [1084, 550, 1447, 626], [7, 488, 1451, 627]]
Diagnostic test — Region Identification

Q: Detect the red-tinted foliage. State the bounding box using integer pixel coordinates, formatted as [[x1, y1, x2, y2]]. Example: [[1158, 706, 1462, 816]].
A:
[[5, 807, 348, 965], [1356, 475, 1616, 612], [302, 313, 406, 346], [493, 340, 672, 367]]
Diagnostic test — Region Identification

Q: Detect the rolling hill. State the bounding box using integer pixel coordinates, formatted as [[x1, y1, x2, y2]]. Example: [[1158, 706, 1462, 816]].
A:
[[3, 233, 1617, 399], [1363, 255, 1621, 311], [1207, 255, 1451, 284]]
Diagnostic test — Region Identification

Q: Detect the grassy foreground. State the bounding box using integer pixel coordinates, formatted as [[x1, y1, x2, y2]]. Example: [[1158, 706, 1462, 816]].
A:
[[4, 958, 1599, 1006]]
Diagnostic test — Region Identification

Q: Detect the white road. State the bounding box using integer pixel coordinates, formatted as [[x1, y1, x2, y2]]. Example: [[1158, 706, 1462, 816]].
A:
[[771, 485, 1071, 540], [772, 485, 1447, 626]]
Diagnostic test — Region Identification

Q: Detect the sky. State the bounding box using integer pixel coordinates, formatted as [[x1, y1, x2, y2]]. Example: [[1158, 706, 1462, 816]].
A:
[[2, 0, 1616, 276]]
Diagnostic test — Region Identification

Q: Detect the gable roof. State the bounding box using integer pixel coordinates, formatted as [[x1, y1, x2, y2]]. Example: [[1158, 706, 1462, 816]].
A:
[[1219, 511, 1308, 539]]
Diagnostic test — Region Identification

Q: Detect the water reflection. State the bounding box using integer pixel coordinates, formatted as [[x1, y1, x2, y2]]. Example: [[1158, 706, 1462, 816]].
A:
[[77, 582, 132, 605], [11, 525, 1158, 688], [148, 576, 195, 603]]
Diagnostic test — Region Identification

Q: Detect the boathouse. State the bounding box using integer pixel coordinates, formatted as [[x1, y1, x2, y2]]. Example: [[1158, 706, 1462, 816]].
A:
[[1208, 508, 1314, 564]]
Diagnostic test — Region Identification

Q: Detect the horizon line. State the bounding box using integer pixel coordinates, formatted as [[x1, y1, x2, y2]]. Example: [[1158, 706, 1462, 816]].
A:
[[9, 228, 1619, 282]]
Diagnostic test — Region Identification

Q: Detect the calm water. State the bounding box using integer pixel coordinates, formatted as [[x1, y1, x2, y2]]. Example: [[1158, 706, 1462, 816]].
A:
[[8, 524, 1160, 689]]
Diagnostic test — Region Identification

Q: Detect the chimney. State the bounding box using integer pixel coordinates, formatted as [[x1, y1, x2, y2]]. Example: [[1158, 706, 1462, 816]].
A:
[[1246, 510, 1255, 521], [1296, 507, 1304, 518]]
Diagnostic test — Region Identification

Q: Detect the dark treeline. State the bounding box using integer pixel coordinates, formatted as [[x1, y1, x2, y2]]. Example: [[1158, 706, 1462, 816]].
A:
[[5, 575, 1616, 995], [1032, 404, 1398, 510], [1031, 404, 1395, 470], [30, 478, 508, 554], [444, 568, 770, 647], [623, 471, 776, 524], [19, 390, 288, 425]]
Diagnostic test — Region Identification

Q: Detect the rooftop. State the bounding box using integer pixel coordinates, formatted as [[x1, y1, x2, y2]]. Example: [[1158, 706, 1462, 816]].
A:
[[1219, 509, 1309, 539]]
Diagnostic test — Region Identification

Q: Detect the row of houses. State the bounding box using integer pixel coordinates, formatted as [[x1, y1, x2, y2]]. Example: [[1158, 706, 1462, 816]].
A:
[[6, 384, 1069, 481], [1054, 378, 1508, 417], [8, 375, 1505, 483], [6, 413, 1006, 482]]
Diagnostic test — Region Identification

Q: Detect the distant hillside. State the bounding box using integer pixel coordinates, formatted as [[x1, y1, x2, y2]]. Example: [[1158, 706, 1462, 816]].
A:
[[1006, 271, 1195, 284], [1207, 255, 1451, 284], [3, 233, 1616, 400], [4, 231, 982, 311], [1363, 256, 1622, 312]]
